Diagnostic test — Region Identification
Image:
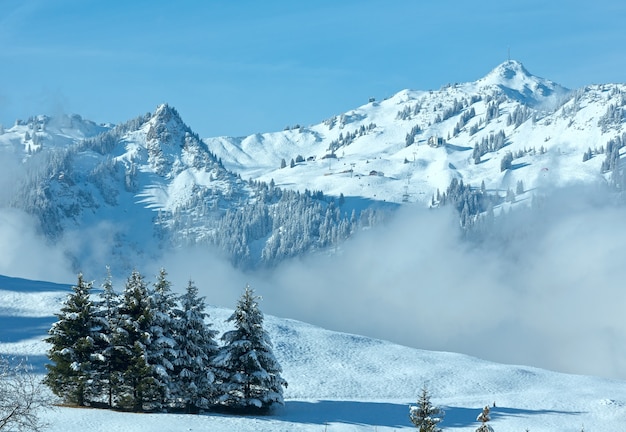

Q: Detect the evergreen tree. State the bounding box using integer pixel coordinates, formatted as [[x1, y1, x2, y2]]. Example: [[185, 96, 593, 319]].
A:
[[473, 144, 481, 164], [214, 285, 287, 413], [476, 405, 495, 432], [506, 188, 516, 203], [116, 270, 160, 411], [171, 280, 219, 413], [91, 266, 123, 407], [409, 385, 444, 431], [45, 273, 98, 406], [147, 268, 178, 409], [500, 152, 513, 172]]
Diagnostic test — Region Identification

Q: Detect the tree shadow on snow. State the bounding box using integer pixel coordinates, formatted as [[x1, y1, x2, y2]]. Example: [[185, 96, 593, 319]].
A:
[[444, 143, 472, 152], [340, 196, 400, 213], [259, 401, 584, 429], [271, 400, 411, 429], [510, 162, 530, 170], [442, 405, 583, 428]]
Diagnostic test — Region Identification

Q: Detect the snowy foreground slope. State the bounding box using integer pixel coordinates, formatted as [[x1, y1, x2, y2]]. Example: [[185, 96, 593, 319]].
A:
[[2, 275, 626, 431]]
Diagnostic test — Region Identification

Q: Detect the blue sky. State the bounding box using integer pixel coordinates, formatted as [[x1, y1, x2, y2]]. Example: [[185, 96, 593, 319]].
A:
[[1, 0, 625, 137]]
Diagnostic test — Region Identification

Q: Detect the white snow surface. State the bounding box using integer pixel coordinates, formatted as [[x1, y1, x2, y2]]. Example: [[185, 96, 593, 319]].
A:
[[1, 275, 626, 431]]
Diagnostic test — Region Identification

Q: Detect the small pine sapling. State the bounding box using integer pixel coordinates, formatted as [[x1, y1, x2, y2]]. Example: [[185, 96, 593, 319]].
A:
[[475, 405, 495, 432], [409, 385, 444, 431]]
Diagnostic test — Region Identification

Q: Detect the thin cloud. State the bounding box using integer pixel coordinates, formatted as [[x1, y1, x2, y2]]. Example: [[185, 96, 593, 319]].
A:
[[0, 208, 74, 283]]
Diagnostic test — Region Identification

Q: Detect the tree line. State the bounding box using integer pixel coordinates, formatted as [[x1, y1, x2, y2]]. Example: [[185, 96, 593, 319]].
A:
[[44, 268, 286, 414]]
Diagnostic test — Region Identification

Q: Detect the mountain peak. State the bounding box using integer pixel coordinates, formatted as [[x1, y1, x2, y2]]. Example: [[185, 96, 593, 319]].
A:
[[153, 103, 183, 125], [490, 60, 530, 79], [478, 60, 568, 105], [482, 60, 534, 85]]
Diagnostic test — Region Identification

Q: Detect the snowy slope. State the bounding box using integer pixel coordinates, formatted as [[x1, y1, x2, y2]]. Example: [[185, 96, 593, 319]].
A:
[[0, 113, 109, 156], [2, 274, 626, 431], [206, 60, 620, 206]]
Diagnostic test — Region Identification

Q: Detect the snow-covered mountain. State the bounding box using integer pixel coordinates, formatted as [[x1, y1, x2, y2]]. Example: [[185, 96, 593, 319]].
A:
[[2, 60, 626, 271], [208, 60, 621, 206], [2, 274, 626, 432], [0, 105, 361, 272]]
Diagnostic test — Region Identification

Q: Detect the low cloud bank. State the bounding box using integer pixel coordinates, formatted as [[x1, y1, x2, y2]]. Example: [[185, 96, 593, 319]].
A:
[[239, 186, 626, 380], [139, 185, 626, 380]]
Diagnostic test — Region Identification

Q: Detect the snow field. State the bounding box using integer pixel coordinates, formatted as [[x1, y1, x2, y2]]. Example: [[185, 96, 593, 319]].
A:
[[2, 276, 626, 431]]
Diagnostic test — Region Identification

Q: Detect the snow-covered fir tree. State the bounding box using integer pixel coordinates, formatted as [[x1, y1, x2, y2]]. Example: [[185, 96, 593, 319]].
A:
[[91, 266, 122, 407], [171, 280, 219, 413], [146, 268, 178, 409], [44, 273, 99, 406], [409, 385, 444, 432], [44, 268, 291, 415], [476, 405, 495, 432], [214, 285, 287, 413], [116, 270, 160, 411]]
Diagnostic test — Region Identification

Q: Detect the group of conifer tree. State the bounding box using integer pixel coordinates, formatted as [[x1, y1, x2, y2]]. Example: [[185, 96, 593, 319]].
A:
[[44, 268, 287, 414]]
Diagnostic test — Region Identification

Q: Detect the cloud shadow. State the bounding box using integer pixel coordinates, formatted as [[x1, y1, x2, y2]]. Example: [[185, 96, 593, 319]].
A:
[[0, 315, 56, 343], [0, 274, 71, 293]]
